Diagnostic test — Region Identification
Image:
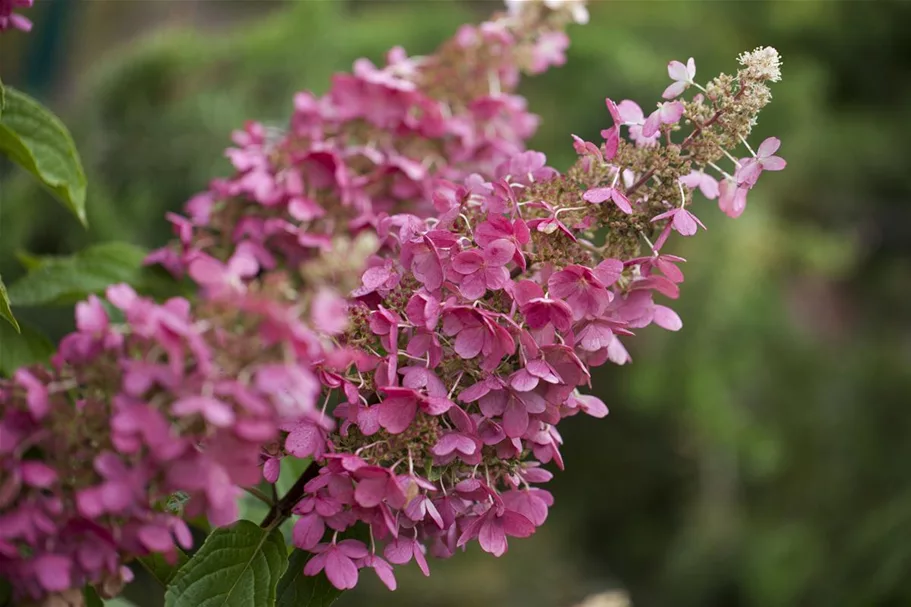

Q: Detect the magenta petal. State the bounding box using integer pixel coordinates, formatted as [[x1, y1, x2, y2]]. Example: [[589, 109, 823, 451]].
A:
[[478, 518, 508, 557], [285, 422, 323, 458], [502, 510, 536, 538], [384, 537, 415, 564], [502, 400, 529, 438], [355, 473, 390, 508], [293, 513, 325, 550], [484, 239, 516, 265], [369, 556, 397, 590], [452, 251, 484, 274], [21, 462, 57, 488], [673, 210, 698, 236], [138, 525, 174, 553], [378, 397, 417, 434], [325, 550, 359, 590], [611, 190, 633, 214], [593, 259, 624, 286], [576, 393, 609, 418], [303, 552, 328, 577], [423, 396, 453, 416], [263, 458, 281, 483], [414, 544, 430, 576], [337, 539, 369, 559], [35, 554, 72, 592], [454, 327, 485, 359], [510, 369, 539, 392], [582, 187, 613, 204]]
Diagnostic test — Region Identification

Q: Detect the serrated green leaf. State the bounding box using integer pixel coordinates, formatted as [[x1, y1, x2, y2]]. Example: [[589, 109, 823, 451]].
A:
[[0, 275, 18, 332], [0, 86, 88, 226], [0, 320, 54, 377], [164, 521, 288, 607], [6, 242, 148, 307], [275, 549, 345, 607], [138, 549, 189, 587]]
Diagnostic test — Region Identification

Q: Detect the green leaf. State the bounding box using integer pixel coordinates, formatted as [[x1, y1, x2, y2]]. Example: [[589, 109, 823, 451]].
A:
[[15, 249, 51, 271], [0, 275, 18, 332], [275, 550, 345, 607], [6, 242, 148, 307], [0, 76, 6, 119], [164, 521, 288, 607], [0, 320, 54, 377], [139, 549, 189, 587], [0, 577, 11, 607], [0, 86, 88, 225], [84, 586, 105, 607]]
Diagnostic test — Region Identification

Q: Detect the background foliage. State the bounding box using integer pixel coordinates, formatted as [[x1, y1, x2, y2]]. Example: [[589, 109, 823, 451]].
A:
[[2, 1, 910, 606]]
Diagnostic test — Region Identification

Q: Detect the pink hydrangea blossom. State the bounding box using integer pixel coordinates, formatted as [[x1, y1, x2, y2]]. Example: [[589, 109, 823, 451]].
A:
[[2, 5, 787, 600], [642, 101, 685, 138], [662, 57, 696, 99], [736, 137, 786, 187]]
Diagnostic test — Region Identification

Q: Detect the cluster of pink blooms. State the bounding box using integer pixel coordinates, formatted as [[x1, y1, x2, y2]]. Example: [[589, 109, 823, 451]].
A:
[[0, 1, 786, 601], [0, 281, 346, 600], [0, 0, 32, 32]]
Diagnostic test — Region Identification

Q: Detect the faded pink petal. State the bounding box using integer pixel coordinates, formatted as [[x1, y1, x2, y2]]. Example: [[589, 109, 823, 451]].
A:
[[757, 136, 781, 157], [653, 305, 683, 331]]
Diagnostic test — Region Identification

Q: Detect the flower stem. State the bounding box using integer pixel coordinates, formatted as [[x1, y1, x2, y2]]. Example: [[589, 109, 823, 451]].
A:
[[260, 460, 321, 530], [244, 486, 274, 506]]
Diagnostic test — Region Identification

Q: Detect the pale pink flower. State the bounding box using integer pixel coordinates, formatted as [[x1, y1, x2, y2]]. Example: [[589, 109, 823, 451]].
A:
[[304, 540, 369, 590], [583, 185, 633, 214], [662, 58, 696, 99], [679, 170, 719, 200], [736, 137, 786, 187], [651, 206, 706, 237], [642, 101, 685, 138], [718, 178, 749, 218]]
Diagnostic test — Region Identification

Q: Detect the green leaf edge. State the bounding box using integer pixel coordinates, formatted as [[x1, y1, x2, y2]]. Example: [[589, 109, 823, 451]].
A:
[[6, 241, 149, 307], [138, 549, 189, 587], [0, 86, 88, 226], [0, 275, 19, 333]]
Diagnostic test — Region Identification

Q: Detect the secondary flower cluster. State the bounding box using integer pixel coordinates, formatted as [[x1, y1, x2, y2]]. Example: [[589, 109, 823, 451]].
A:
[[0, 280, 348, 601], [0, 0, 787, 601]]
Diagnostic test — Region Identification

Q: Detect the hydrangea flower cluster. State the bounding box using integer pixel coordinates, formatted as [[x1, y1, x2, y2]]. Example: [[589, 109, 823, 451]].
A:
[[0, 0, 787, 601], [0, 279, 347, 601]]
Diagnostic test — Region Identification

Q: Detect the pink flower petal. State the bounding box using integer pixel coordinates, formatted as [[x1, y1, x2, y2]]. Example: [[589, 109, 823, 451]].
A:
[[757, 137, 781, 157]]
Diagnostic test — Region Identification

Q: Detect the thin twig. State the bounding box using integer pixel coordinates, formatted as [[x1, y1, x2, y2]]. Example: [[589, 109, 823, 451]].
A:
[[244, 486, 274, 506], [260, 461, 320, 529]]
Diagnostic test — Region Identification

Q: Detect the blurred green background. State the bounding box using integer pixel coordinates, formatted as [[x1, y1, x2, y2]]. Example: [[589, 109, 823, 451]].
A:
[[2, 1, 910, 606]]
